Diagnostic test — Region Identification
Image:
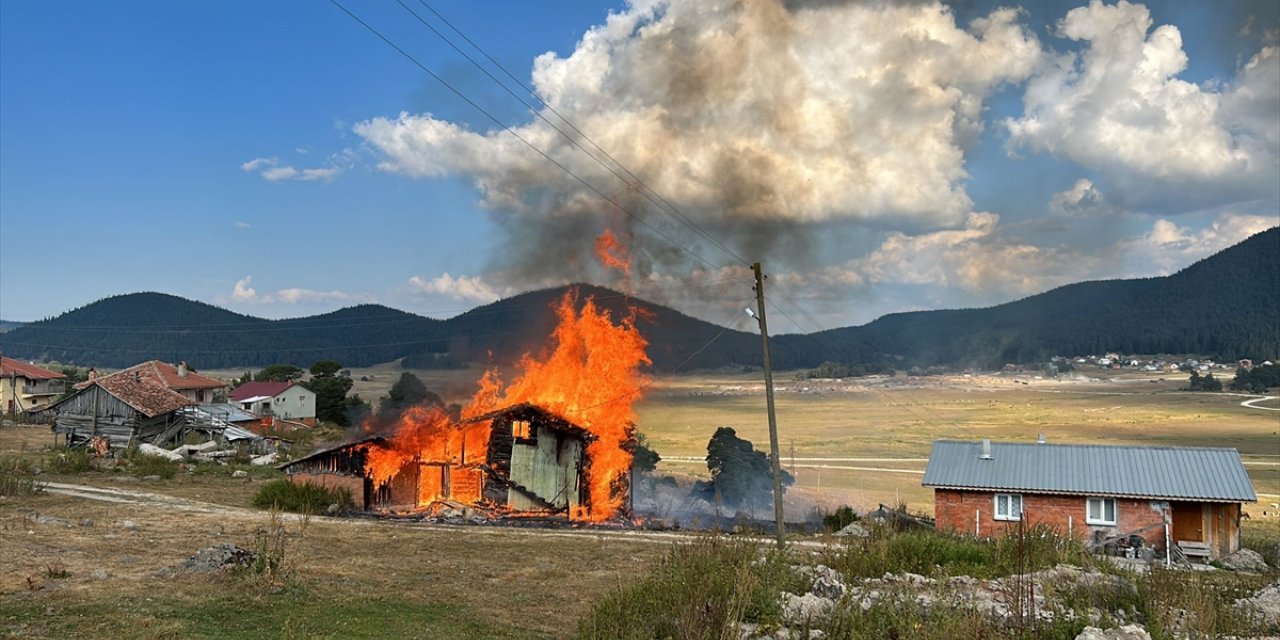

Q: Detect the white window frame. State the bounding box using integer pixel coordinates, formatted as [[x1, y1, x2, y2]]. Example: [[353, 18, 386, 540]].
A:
[[1086, 497, 1117, 525], [994, 493, 1022, 521]]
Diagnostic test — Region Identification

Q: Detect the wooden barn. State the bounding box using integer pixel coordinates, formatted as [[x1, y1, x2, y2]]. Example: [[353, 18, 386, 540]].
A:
[[280, 403, 603, 515], [49, 365, 250, 453]]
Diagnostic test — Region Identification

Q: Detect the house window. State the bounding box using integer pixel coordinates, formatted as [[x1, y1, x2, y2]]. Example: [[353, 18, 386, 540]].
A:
[[512, 420, 531, 439], [1086, 497, 1117, 525], [994, 493, 1022, 521]]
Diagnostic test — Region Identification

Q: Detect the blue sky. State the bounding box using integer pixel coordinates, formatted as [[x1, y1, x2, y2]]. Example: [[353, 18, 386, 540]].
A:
[[2, 0, 1277, 330]]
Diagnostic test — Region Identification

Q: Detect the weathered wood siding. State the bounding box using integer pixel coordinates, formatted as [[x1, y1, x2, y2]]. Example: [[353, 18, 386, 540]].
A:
[[52, 387, 140, 449], [507, 429, 583, 509]]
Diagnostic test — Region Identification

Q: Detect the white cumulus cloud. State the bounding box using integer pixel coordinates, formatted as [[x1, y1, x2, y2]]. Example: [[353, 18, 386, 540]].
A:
[[228, 276, 359, 305], [1005, 1, 1280, 209], [407, 273, 503, 302]]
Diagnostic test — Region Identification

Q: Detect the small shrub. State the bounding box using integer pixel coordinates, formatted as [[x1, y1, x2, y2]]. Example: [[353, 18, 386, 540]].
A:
[[822, 505, 859, 532], [0, 457, 46, 497], [578, 539, 805, 639], [129, 454, 178, 479], [44, 562, 69, 579], [45, 447, 94, 474], [252, 479, 352, 514]]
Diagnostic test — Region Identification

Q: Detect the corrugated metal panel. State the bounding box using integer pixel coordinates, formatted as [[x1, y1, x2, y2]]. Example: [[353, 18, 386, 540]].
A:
[[922, 440, 1257, 502]]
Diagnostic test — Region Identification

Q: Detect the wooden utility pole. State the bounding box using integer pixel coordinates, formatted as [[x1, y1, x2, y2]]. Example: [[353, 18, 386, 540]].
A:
[[751, 262, 786, 547]]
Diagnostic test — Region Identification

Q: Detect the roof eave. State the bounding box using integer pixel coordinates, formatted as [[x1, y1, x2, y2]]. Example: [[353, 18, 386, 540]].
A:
[[924, 484, 1256, 503]]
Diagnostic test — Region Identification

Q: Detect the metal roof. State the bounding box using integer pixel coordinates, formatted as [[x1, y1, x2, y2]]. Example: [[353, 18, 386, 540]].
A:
[[922, 440, 1257, 502]]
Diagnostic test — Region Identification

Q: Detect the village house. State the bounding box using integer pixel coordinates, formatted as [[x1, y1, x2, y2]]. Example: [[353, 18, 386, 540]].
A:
[[280, 403, 602, 515], [78, 360, 226, 403], [50, 360, 238, 451], [228, 381, 316, 426], [923, 439, 1256, 561], [1, 356, 66, 415]]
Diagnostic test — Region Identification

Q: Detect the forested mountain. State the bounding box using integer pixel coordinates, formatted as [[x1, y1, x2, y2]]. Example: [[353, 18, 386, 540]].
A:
[[0, 320, 27, 333], [814, 226, 1280, 369], [0, 293, 442, 368], [1, 228, 1275, 371]]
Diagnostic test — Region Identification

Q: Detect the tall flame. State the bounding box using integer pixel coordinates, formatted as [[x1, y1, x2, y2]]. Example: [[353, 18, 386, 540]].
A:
[[361, 289, 650, 522], [486, 290, 650, 520], [594, 230, 631, 276]]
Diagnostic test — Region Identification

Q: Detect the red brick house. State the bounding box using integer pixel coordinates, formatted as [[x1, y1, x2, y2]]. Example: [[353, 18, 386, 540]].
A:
[[923, 439, 1256, 560]]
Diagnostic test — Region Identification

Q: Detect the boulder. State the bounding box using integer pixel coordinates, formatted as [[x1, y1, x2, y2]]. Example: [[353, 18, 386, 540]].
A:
[[1074, 625, 1151, 640], [834, 522, 870, 538], [178, 543, 259, 572], [137, 443, 183, 462], [1219, 548, 1269, 573], [1234, 579, 1280, 626], [810, 565, 847, 599], [231, 470, 249, 479], [250, 452, 279, 466], [780, 592, 835, 625], [120, 520, 140, 531]]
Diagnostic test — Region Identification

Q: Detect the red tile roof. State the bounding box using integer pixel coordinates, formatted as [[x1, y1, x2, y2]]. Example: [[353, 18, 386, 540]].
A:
[[89, 374, 194, 418], [228, 381, 296, 402], [76, 360, 226, 391], [0, 357, 67, 381]]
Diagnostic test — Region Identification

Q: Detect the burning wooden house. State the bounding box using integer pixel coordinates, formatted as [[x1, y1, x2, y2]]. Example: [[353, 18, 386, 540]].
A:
[[279, 403, 623, 518]]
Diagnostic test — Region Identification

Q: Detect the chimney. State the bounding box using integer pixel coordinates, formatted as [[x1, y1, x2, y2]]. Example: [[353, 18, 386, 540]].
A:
[[1037, 433, 1046, 445], [979, 438, 993, 460], [178, 361, 188, 378], [88, 368, 97, 381]]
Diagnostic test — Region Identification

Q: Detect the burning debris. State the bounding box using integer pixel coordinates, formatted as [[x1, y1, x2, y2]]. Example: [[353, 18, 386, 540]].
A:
[[280, 289, 649, 524]]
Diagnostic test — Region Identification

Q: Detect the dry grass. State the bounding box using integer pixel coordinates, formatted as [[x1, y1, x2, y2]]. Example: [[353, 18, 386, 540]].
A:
[[0, 491, 655, 639]]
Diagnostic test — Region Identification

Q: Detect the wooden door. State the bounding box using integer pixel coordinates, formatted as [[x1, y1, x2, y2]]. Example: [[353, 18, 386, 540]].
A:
[[1171, 502, 1203, 541]]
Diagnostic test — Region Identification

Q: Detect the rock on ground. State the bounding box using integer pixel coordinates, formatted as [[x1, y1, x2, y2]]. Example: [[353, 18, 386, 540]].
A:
[[833, 522, 870, 538], [231, 470, 249, 479], [1074, 625, 1151, 640], [780, 592, 835, 625], [138, 443, 183, 461], [250, 452, 278, 466], [1219, 548, 1269, 573], [178, 544, 259, 572], [1234, 579, 1280, 626]]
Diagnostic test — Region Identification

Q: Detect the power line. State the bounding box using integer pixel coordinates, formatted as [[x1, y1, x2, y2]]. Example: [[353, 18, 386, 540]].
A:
[[403, 0, 751, 268], [327, 0, 736, 279]]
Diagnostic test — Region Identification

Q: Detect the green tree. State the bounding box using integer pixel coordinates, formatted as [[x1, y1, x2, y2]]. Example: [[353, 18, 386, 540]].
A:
[[303, 360, 355, 426], [700, 427, 793, 508], [632, 433, 661, 474], [376, 372, 444, 424], [256, 364, 303, 382], [310, 359, 342, 377]]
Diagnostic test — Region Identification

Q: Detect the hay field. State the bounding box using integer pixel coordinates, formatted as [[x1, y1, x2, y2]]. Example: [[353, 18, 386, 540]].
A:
[[632, 372, 1280, 515]]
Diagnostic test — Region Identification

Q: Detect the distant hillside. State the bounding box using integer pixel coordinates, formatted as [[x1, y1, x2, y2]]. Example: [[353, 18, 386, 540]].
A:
[[0, 320, 26, 333], [0, 293, 442, 369], [1, 228, 1275, 371], [815, 226, 1280, 369]]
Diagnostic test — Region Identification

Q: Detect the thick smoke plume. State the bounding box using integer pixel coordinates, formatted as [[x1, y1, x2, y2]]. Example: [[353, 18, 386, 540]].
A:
[[355, 0, 1041, 299]]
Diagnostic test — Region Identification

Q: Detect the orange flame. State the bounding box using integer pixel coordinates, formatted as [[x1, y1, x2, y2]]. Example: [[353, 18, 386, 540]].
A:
[[363, 405, 488, 487], [594, 230, 631, 276], [362, 289, 650, 522], [488, 290, 650, 520]]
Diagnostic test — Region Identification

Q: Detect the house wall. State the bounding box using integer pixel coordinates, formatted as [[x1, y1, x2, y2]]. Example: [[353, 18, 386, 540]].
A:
[[270, 388, 315, 421], [177, 388, 218, 403], [287, 471, 368, 509], [508, 431, 583, 509], [934, 489, 1167, 546], [2, 376, 64, 413], [51, 387, 141, 449]]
